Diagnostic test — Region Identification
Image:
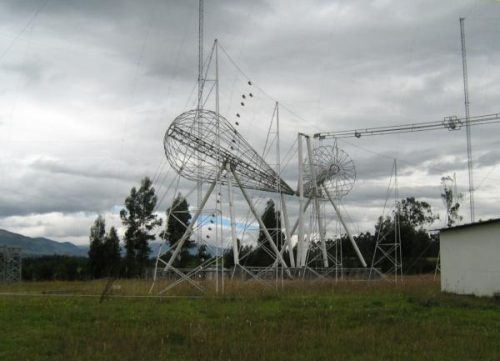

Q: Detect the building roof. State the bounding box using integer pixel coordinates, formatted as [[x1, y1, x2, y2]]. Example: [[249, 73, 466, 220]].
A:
[[440, 218, 500, 232]]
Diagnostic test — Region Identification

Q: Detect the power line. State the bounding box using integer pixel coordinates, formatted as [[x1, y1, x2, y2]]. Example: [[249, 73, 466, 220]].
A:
[[0, 0, 49, 63], [218, 43, 318, 129]]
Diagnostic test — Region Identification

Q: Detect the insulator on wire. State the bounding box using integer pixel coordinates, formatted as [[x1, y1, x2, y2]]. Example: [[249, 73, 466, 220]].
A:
[[248, 81, 252, 85], [232, 139, 236, 143], [231, 146, 234, 150], [242, 94, 246, 99], [208, 227, 212, 231], [235, 122, 239, 126], [241, 102, 245, 106], [236, 113, 240, 118], [206, 235, 210, 239], [210, 220, 214, 224], [249, 93, 253, 97]]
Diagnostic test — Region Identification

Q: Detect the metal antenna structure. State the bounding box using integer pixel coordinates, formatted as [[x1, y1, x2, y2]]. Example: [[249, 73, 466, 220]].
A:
[[297, 137, 367, 272], [0, 246, 22, 283], [313, 112, 500, 140], [150, 2, 298, 294], [145, 10, 500, 295], [196, 0, 204, 247], [154, 103, 295, 293], [303, 144, 356, 199], [460, 17, 475, 223], [369, 159, 403, 282], [164, 110, 295, 195]]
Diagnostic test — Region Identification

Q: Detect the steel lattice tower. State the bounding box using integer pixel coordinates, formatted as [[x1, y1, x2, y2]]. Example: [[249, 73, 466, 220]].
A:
[[0, 246, 22, 283]]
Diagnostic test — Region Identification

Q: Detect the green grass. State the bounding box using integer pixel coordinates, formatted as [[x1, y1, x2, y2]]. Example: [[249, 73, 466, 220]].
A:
[[0, 277, 499, 361]]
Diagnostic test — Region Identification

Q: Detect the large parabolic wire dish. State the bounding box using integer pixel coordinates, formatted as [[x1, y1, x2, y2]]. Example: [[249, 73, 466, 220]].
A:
[[303, 145, 356, 199], [164, 109, 295, 194]]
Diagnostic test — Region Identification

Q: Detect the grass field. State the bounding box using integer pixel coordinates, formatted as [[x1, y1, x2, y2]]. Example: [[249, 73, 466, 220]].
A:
[[0, 276, 499, 361]]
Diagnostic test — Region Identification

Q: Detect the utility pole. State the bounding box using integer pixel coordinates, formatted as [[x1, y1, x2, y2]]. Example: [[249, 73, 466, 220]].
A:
[[460, 17, 475, 223]]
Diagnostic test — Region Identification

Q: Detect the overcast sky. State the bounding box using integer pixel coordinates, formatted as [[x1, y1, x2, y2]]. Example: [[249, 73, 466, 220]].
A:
[[1, 0, 499, 247]]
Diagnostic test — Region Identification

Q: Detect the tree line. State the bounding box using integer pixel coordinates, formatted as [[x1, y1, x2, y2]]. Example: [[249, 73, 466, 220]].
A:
[[222, 195, 456, 274], [86, 177, 200, 279], [22, 175, 462, 280]]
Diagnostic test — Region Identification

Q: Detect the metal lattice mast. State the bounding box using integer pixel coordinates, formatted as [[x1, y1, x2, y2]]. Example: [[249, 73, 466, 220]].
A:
[[305, 135, 329, 267], [277, 103, 295, 268], [217, 40, 226, 293], [460, 17, 475, 223], [369, 160, 403, 282], [275, 102, 283, 285], [394, 159, 403, 282], [297, 134, 305, 267], [197, 0, 204, 108], [0, 246, 22, 283], [197, 0, 204, 244], [301, 141, 366, 268]]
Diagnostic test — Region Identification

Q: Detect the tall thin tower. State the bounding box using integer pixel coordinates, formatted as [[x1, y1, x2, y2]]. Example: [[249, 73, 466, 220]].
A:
[[197, 0, 204, 106], [369, 160, 403, 282], [197, 0, 204, 242], [460, 17, 475, 223]]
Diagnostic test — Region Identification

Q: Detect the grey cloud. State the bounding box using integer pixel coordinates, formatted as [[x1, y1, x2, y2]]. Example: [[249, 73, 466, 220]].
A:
[[0, 0, 499, 244], [29, 156, 143, 182], [344, 183, 443, 206], [476, 149, 500, 168], [1, 58, 47, 83], [0, 176, 124, 217]]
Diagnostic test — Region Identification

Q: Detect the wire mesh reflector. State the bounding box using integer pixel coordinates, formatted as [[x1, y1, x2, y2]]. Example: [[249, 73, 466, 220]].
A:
[[303, 145, 356, 199], [164, 109, 294, 194]]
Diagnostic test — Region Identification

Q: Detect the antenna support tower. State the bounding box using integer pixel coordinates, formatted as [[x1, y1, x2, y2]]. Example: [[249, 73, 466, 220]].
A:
[[370, 160, 403, 282], [197, 0, 205, 245], [460, 17, 475, 223], [0, 246, 22, 283]]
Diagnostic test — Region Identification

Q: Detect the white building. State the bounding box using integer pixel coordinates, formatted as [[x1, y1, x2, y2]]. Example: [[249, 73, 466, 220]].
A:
[[440, 219, 500, 297]]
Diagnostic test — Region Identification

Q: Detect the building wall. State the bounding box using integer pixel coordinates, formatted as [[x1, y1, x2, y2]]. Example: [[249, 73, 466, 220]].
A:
[[441, 222, 500, 297]]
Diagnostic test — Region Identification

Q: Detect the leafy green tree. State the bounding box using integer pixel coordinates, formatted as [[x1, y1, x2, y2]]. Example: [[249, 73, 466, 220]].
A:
[[89, 216, 122, 278], [331, 232, 376, 268], [223, 239, 255, 268], [22, 256, 89, 281], [399, 197, 439, 228], [441, 176, 463, 227], [103, 226, 121, 277], [162, 194, 192, 246], [160, 194, 194, 267], [248, 200, 285, 267], [120, 177, 162, 277], [373, 197, 439, 273], [88, 215, 106, 278]]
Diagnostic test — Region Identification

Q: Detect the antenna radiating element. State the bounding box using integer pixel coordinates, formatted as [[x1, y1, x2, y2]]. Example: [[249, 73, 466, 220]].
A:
[[164, 109, 295, 194]]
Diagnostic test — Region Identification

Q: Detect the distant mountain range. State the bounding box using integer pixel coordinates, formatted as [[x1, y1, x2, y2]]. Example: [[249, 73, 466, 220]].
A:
[[0, 229, 87, 257], [0, 229, 227, 258]]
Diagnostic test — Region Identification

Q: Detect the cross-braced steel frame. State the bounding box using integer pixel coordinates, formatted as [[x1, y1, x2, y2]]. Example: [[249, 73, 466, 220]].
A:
[[0, 246, 22, 283], [369, 159, 404, 282], [150, 33, 369, 295]]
